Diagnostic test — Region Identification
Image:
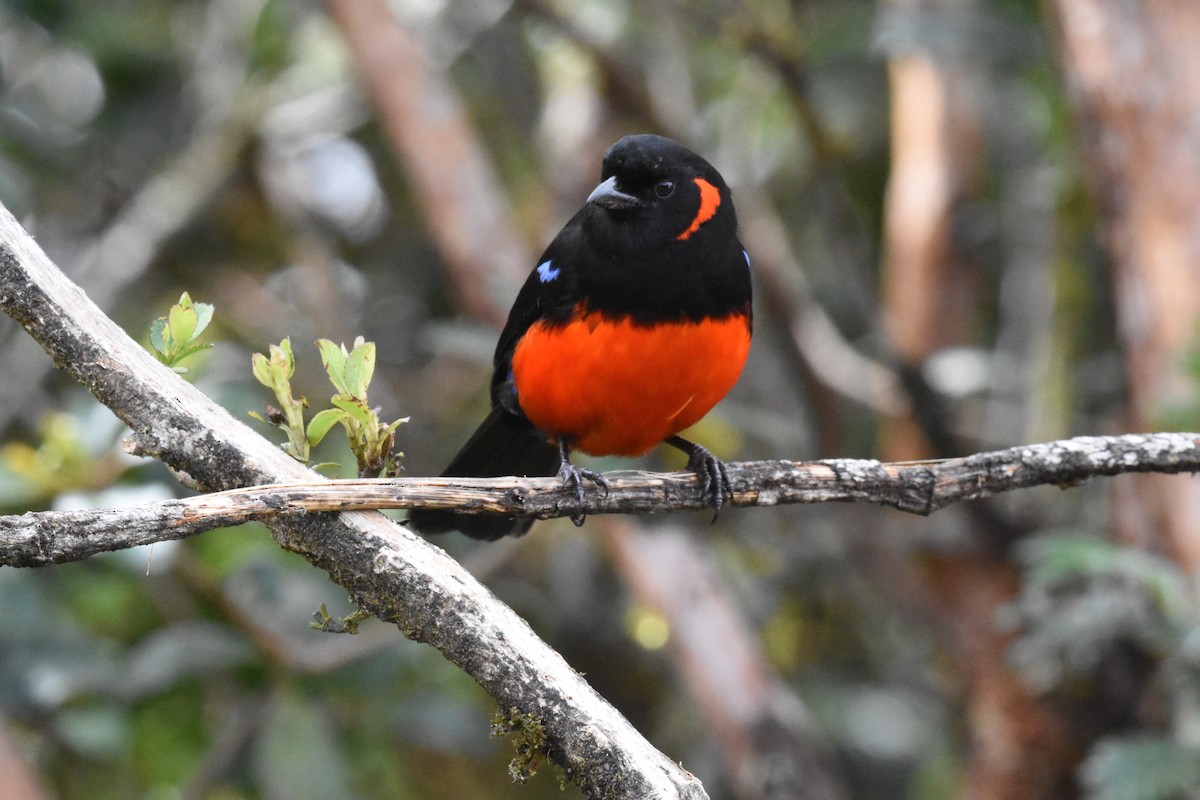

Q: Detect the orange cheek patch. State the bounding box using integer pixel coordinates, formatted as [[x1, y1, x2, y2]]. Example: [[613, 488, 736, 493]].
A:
[[511, 310, 751, 456], [676, 177, 721, 241]]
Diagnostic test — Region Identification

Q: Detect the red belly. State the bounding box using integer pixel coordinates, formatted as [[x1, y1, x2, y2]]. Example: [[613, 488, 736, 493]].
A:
[[510, 309, 751, 456]]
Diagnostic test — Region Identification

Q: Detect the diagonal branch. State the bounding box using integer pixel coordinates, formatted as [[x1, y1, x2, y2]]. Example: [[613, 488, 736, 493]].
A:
[[3, 432, 1198, 568], [0, 202, 706, 797]]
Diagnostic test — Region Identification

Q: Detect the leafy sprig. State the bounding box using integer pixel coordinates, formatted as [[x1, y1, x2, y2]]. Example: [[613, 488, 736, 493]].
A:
[[312, 337, 407, 478], [249, 338, 311, 463], [149, 292, 214, 373], [249, 336, 406, 477]]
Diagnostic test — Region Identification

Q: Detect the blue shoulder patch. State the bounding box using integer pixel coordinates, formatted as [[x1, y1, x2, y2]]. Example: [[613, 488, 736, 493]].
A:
[[536, 260, 560, 283]]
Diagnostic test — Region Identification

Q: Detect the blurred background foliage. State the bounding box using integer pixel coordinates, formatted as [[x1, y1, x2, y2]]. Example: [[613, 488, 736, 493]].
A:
[[2, 0, 1200, 798]]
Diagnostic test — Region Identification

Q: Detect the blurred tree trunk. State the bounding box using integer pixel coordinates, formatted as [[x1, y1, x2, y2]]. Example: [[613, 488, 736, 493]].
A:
[[1050, 0, 1200, 571], [880, 2, 1083, 797], [879, 1, 983, 462]]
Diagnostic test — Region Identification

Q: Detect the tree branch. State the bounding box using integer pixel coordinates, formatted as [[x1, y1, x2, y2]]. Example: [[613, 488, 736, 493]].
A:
[[4, 432, 1196, 568], [0, 204, 707, 797]]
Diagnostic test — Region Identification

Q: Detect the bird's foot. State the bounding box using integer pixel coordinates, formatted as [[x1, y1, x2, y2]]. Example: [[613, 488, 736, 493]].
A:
[[667, 436, 733, 521], [557, 441, 609, 526]]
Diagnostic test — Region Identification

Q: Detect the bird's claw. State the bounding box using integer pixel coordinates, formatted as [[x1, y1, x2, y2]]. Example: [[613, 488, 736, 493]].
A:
[[685, 443, 733, 521], [559, 461, 609, 526]]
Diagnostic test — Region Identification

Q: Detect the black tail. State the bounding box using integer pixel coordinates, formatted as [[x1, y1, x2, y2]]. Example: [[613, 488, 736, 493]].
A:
[[408, 408, 559, 540]]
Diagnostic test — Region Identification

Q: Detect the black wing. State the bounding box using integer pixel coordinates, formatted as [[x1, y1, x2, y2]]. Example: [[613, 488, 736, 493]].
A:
[[489, 210, 587, 414], [407, 214, 589, 540]]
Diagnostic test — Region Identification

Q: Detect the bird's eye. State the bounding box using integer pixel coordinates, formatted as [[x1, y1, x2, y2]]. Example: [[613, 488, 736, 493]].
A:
[[654, 180, 675, 198]]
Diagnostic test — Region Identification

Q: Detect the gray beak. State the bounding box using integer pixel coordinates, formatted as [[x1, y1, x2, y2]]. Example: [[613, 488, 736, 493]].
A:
[[587, 175, 640, 210]]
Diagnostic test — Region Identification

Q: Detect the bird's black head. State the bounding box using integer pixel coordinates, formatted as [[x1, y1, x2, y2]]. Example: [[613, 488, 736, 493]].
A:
[[583, 134, 737, 254]]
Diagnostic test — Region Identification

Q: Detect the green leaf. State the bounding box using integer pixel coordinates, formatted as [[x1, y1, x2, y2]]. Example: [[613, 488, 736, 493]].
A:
[[316, 339, 349, 395], [343, 340, 375, 398], [306, 408, 347, 447], [55, 706, 129, 760], [1081, 736, 1200, 800], [251, 352, 273, 387], [274, 337, 295, 377], [1017, 534, 1190, 621], [148, 292, 216, 370], [330, 395, 374, 429], [149, 317, 168, 355], [168, 301, 198, 347], [191, 300, 214, 339], [1017, 534, 1114, 584]]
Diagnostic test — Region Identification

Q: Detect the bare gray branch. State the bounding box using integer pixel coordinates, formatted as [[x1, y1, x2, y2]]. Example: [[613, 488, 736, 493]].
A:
[[4, 432, 1198, 569]]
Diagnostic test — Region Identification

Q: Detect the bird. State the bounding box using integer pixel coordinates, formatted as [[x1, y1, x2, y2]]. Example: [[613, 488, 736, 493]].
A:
[[409, 133, 752, 540]]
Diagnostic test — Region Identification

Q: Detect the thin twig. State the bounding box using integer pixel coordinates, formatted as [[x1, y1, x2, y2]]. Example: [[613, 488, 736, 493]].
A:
[[3, 432, 1196, 568]]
